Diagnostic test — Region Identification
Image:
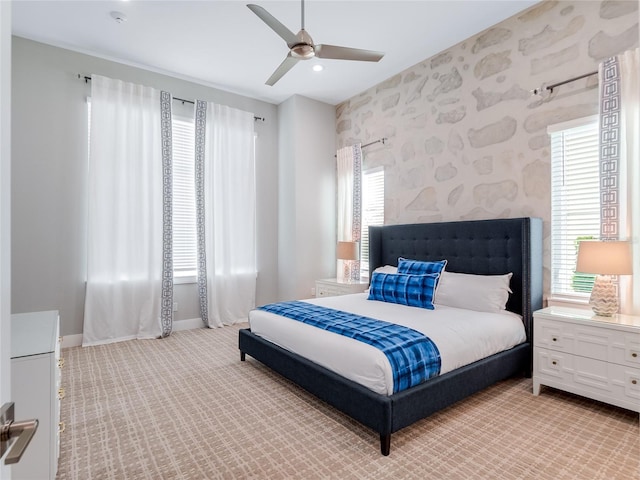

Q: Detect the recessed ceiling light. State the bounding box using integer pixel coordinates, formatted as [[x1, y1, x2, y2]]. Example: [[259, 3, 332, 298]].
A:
[[312, 64, 324, 72]]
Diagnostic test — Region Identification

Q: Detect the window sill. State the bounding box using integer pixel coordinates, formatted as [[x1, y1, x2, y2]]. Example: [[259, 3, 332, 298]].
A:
[[546, 294, 591, 311]]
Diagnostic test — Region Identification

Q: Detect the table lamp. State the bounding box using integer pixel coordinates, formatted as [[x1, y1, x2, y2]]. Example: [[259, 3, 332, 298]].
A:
[[576, 240, 632, 316], [337, 241, 360, 282]]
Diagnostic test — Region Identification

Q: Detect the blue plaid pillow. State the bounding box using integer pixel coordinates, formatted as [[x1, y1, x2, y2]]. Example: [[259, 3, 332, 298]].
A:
[[397, 257, 447, 276], [368, 272, 440, 310]]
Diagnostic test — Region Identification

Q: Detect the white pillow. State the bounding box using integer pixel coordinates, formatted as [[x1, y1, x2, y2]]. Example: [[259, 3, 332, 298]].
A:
[[434, 271, 513, 313], [373, 265, 398, 275]]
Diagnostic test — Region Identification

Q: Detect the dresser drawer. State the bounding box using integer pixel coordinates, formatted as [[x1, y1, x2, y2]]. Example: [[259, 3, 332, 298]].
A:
[[534, 347, 640, 412], [534, 317, 640, 369]]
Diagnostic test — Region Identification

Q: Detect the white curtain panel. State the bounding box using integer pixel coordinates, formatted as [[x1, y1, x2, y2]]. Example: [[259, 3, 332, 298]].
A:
[[83, 75, 167, 345], [200, 102, 257, 327], [618, 48, 639, 315], [336, 146, 355, 242], [336, 145, 362, 279]]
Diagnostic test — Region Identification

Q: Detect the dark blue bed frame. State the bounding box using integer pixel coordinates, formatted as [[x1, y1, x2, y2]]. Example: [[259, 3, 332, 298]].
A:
[[239, 217, 543, 455]]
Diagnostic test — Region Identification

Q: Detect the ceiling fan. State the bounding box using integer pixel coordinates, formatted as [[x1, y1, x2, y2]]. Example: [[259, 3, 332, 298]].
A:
[[247, 0, 385, 86]]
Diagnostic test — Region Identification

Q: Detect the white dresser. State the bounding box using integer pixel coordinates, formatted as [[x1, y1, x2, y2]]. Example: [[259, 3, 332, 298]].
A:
[[533, 306, 640, 412], [11, 311, 62, 480], [315, 278, 369, 298]]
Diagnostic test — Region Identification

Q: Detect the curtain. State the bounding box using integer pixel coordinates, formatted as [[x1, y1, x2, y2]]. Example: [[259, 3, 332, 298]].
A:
[[195, 101, 256, 328], [83, 75, 173, 346], [336, 144, 363, 280], [618, 48, 639, 315], [598, 48, 639, 315]]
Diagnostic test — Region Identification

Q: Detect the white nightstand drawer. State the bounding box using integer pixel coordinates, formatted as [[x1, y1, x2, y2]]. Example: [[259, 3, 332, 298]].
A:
[[317, 286, 340, 297], [534, 347, 640, 412], [315, 278, 368, 298], [535, 317, 640, 368]]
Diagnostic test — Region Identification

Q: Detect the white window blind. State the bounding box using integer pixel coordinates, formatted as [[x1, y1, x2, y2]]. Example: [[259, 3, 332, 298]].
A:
[[172, 116, 197, 278], [549, 116, 599, 297], [360, 168, 384, 278]]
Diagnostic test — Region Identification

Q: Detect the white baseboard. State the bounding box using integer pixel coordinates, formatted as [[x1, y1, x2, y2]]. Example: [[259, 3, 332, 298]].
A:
[[172, 317, 205, 331], [61, 334, 83, 349], [61, 318, 205, 349]]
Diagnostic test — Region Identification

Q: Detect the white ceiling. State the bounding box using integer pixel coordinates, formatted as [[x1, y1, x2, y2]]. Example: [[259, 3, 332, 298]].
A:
[[11, 0, 540, 106]]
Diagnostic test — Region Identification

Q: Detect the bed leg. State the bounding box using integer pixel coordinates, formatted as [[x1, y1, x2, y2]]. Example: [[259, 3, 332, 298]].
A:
[[380, 433, 391, 456], [240, 351, 246, 361]]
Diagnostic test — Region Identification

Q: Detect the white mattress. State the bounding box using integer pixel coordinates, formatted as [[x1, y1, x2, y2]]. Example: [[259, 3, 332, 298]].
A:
[[248, 293, 526, 395]]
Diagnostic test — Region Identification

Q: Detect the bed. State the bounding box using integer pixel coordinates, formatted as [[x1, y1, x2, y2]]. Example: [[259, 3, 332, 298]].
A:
[[239, 217, 543, 455]]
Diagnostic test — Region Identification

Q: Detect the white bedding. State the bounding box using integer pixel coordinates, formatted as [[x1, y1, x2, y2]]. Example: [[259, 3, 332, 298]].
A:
[[248, 293, 526, 395]]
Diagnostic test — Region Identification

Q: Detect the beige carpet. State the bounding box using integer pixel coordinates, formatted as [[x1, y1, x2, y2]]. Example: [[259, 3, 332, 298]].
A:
[[57, 324, 639, 479]]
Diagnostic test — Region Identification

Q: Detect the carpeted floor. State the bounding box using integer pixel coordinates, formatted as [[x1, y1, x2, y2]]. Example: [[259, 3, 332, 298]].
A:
[[57, 324, 639, 479]]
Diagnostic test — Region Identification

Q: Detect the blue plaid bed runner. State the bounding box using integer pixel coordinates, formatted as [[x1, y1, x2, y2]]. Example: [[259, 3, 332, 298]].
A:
[[257, 301, 441, 393]]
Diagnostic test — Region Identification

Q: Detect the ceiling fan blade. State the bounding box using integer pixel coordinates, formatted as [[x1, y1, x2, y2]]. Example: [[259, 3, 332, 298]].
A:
[[247, 4, 298, 48], [266, 53, 299, 86], [315, 44, 384, 62]]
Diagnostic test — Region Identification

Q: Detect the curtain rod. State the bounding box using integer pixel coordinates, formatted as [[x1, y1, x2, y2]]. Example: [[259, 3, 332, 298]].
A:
[[362, 137, 387, 149], [334, 137, 387, 158], [531, 70, 598, 95], [79, 75, 265, 122]]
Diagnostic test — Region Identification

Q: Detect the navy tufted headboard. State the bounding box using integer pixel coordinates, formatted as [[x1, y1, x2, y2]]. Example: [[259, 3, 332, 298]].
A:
[[368, 217, 543, 341]]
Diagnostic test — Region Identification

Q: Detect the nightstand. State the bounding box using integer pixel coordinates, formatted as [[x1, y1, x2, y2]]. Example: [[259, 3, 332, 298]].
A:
[[11, 311, 62, 479], [315, 278, 369, 298], [533, 306, 640, 412]]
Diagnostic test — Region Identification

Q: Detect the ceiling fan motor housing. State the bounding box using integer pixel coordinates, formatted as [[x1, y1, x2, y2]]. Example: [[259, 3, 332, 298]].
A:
[[291, 30, 315, 59]]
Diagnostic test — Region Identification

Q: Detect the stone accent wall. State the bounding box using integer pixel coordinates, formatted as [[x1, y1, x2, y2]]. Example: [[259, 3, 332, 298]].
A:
[[336, 0, 638, 294]]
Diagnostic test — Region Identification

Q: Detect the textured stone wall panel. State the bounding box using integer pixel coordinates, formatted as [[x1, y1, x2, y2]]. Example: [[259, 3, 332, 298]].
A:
[[335, 1, 638, 296]]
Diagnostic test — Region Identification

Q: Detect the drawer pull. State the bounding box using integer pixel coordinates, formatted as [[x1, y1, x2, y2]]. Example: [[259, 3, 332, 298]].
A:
[[57, 387, 65, 400], [58, 358, 65, 369], [632, 353, 638, 358], [552, 360, 557, 366], [632, 379, 638, 385], [551, 337, 557, 342], [58, 422, 65, 434]]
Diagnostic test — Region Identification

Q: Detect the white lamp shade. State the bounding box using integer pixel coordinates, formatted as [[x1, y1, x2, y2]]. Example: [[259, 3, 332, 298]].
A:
[[576, 241, 632, 275], [336, 241, 360, 261]]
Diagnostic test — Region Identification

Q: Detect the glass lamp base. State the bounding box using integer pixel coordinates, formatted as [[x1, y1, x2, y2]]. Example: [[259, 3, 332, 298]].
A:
[[589, 275, 618, 317], [337, 260, 360, 283]]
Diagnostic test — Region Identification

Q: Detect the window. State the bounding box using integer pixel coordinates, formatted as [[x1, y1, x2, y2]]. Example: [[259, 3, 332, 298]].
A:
[[549, 116, 599, 298], [88, 102, 198, 281], [172, 116, 197, 280], [360, 168, 384, 278]]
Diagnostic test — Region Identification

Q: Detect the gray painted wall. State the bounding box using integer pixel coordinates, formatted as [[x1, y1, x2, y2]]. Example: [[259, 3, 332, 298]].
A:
[[335, 0, 638, 300], [277, 95, 336, 301], [11, 37, 280, 336]]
